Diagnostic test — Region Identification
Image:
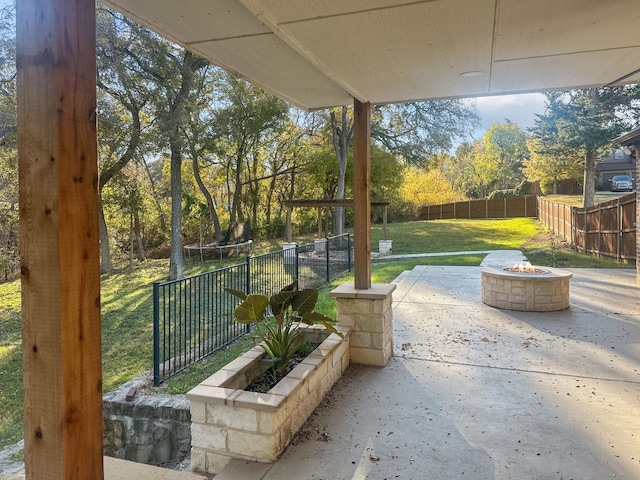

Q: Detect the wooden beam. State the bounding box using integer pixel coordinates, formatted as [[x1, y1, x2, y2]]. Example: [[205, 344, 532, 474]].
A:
[[17, 1, 103, 478], [353, 99, 371, 289]]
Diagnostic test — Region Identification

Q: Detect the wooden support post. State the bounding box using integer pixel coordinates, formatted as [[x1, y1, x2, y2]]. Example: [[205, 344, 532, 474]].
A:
[[17, 1, 103, 478], [317, 207, 322, 238], [353, 99, 371, 289]]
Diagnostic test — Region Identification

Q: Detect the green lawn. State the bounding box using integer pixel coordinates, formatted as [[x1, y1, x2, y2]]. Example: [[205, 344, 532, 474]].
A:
[[0, 217, 633, 449], [370, 218, 541, 254], [543, 193, 632, 208]]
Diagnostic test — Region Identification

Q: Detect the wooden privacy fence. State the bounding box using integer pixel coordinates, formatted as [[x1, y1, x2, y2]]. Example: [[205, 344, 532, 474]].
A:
[[418, 196, 538, 220], [538, 194, 636, 263]]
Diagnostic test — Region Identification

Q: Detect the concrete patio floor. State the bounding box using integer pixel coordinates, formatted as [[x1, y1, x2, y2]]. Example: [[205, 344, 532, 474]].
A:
[[218, 261, 640, 479]]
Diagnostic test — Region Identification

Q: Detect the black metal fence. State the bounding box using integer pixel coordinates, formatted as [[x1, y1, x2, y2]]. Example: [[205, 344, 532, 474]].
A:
[[153, 234, 352, 385]]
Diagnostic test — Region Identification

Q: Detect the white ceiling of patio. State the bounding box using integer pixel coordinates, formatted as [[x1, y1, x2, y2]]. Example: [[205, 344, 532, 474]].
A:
[[101, 0, 640, 110]]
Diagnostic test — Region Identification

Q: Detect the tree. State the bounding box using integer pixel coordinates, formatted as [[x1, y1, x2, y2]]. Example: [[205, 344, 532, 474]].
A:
[[443, 143, 484, 199], [112, 14, 209, 280], [0, 1, 17, 279], [530, 88, 640, 207], [325, 99, 478, 232], [371, 101, 479, 165], [399, 166, 466, 215], [96, 8, 151, 272], [523, 138, 582, 194], [474, 122, 529, 195], [211, 74, 289, 228], [329, 106, 352, 235], [184, 67, 223, 243]]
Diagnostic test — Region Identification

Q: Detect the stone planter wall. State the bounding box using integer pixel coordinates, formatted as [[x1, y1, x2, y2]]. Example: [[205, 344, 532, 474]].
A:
[[103, 381, 191, 466], [186, 325, 351, 475]]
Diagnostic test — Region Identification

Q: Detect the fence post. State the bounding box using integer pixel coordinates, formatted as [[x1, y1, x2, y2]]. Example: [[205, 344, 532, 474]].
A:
[[348, 234, 352, 272], [571, 207, 576, 249], [597, 205, 602, 258], [617, 198, 622, 262], [295, 243, 300, 283], [584, 209, 588, 254], [245, 256, 251, 295], [245, 257, 251, 333], [326, 237, 330, 283], [504, 198, 507, 218], [153, 281, 161, 386]]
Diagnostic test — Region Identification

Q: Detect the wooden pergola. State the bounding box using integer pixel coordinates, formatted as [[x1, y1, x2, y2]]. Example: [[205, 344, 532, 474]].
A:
[[16, 0, 640, 478], [283, 198, 391, 242]]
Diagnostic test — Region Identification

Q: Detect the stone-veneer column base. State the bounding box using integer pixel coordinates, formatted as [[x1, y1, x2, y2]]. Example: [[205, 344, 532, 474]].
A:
[[330, 283, 396, 366]]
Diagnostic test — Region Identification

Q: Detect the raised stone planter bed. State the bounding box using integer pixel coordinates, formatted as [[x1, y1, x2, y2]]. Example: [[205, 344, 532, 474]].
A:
[[186, 325, 351, 475]]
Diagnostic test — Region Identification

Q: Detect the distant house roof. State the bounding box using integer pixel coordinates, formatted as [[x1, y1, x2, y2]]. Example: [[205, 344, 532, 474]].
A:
[[595, 159, 636, 172], [615, 126, 640, 147], [595, 147, 636, 172]]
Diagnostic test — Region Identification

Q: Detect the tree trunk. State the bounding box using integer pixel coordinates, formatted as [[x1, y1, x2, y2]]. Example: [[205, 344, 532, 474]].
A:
[[330, 106, 353, 236], [134, 209, 146, 261], [142, 156, 168, 231], [98, 197, 113, 274], [96, 97, 142, 273], [168, 142, 184, 280], [583, 149, 597, 208], [284, 166, 295, 241], [265, 173, 276, 225], [230, 147, 244, 225], [248, 152, 260, 227], [128, 212, 134, 271], [168, 50, 202, 280], [192, 155, 222, 241]]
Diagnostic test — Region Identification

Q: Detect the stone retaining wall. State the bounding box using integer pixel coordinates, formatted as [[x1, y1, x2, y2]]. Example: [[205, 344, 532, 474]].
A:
[[103, 379, 191, 466]]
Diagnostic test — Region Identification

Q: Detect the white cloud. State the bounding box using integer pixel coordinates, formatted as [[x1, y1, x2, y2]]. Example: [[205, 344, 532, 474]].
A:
[[471, 93, 547, 138]]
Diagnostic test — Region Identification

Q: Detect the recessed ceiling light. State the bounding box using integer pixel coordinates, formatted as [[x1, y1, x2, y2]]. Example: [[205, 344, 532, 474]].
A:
[[460, 71, 484, 78]]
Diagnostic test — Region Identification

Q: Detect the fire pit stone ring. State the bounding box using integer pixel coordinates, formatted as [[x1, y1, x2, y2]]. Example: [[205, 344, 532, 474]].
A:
[[480, 265, 572, 312]]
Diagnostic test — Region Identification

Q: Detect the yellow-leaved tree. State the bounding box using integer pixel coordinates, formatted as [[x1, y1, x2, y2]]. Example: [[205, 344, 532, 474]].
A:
[[399, 166, 467, 216]]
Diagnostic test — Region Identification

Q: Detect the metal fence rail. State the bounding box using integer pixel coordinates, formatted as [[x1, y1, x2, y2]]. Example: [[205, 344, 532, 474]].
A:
[[153, 233, 352, 385]]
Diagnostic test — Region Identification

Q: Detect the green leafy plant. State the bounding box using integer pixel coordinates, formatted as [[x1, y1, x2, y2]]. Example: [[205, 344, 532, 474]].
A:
[[225, 281, 340, 382]]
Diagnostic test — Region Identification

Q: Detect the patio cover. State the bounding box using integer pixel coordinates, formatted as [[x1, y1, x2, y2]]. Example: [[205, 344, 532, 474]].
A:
[[101, 0, 640, 110], [15, 1, 640, 478]]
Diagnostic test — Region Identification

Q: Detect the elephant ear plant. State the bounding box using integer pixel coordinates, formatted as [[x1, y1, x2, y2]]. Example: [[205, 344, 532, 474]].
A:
[[225, 281, 341, 383]]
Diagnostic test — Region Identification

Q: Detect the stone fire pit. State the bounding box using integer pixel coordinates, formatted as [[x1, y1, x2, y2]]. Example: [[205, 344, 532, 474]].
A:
[[481, 265, 572, 312]]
